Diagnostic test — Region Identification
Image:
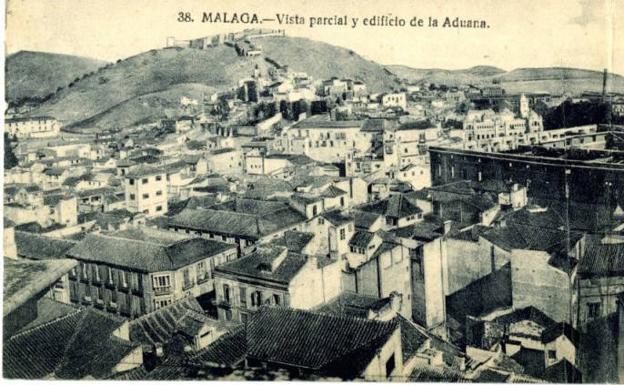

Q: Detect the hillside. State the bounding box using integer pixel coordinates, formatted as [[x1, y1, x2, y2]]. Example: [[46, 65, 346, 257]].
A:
[[259, 36, 398, 92], [6, 51, 107, 102], [387, 64, 624, 94], [26, 36, 399, 130], [387, 65, 506, 85]]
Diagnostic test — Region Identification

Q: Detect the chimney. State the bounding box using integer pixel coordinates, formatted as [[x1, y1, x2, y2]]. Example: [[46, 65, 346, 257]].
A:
[[443, 220, 453, 235]]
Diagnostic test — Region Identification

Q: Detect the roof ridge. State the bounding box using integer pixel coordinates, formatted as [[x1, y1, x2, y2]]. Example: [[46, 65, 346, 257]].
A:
[[51, 309, 91, 375], [8, 307, 85, 341]]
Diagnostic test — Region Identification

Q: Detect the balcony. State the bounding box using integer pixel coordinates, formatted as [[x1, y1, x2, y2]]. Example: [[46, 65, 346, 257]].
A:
[[107, 302, 118, 312], [118, 283, 130, 293], [104, 280, 116, 290], [95, 299, 105, 309], [197, 275, 210, 285], [182, 280, 195, 290], [82, 296, 92, 305], [153, 286, 172, 296]]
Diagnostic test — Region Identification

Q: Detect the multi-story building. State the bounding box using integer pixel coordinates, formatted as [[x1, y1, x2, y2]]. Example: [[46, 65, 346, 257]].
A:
[[213, 245, 341, 322], [66, 227, 237, 317], [206, 148, 244, 175], [342, 231, 413, 319], [124, 165, 168, 217], [284, 115, 371, 163], [460, 104, 544, 152], [168, 198, 307, 256], [381, 92, 407, 110], [5, 116, 60, 139]]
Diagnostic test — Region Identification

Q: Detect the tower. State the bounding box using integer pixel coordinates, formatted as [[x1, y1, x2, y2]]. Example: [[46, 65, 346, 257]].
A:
[[519, 93, 529, 118]]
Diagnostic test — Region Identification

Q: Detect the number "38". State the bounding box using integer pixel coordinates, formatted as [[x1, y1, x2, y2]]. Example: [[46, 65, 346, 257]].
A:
[[178, 12, 193, 22]]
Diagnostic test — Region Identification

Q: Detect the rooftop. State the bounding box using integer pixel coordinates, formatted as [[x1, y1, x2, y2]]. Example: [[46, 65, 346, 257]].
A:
[[14, 231, 78, 260], [215, 246, 309, 285], [246, 307, 398, 378], [3, 307, 139, 379], [67, 227, 235, 272], [4, 258, 78, 317]]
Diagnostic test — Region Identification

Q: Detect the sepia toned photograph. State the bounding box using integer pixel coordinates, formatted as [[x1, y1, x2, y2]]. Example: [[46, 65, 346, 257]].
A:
[[2, 0, 624, 382]]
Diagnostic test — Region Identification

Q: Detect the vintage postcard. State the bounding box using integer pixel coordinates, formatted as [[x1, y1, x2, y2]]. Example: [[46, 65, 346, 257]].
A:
[[3, 0, 624, 382]]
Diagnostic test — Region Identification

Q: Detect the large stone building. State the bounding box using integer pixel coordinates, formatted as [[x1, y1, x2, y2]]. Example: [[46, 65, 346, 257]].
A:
[[5, 116, 60, 139], [66, 227, 237, 317]]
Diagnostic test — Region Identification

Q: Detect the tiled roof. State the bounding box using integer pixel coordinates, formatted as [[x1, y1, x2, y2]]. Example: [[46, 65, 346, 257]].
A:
[[353, 211, 381, 230], [246, 307, 398, 377], [77, 209, 135, 228], [129, 297, 217, 347], [316, 292, 393, 318], [361, 194, 422, 219], [22, 298, 81, 331], [4, 308, 139, 379], [4, 258, 77, 317], [482, 207, 583, 257], [541, 322, 579, 346], [273, 231, 315, 253], [320, 185, 347, 198], [15, 231, 77, 260], [169, 203, 306, 240], [125, 164, 165, 178], [577, 238, 624, 277], [393, 218, 444, 242], [188, 325, 247, 368], [67, 228, 235, 272], [322, 210, 354, 226], [491, 306, 556, 330], [215, 246, 308, 285], [349, 231, 375, 248], [542, 358, 582, 383]]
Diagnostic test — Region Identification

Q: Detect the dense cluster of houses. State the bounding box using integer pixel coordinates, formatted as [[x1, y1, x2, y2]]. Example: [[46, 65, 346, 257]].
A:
[[4, 56, 624, 382]]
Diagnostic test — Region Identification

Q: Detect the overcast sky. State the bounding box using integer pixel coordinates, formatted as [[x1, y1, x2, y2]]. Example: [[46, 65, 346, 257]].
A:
[[6, 0, 624, 75]]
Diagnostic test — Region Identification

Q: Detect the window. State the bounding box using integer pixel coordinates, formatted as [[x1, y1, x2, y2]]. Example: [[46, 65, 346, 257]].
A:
[[183, 268, 192, 287], [156, 190, 163, 196], [319, 217, 325, 225], [312, 205, 318, 216], [129, 193, 135, 200], [156, 205, 163, 212], [547, 350, 557, 361], [273, 294, 281, 306], [385, 353, 396, 377], [196, 261, 206, 281], [251, 291, 262, 307], [156, 175, 162, 181], [142, 178, 148, 184], [588, 302, 600, 318], [340, 197, 345, 206], [142, 193, 149, 199], [81, 263, 88, 279], [240, 287, 247, 308], [240, 312, 248, 323], [129, 178, 135, 185], [340, 228, 346, 240], [107, 267, 114, 284], [152, 275, 171, 289], [223, 284, 231, 303]]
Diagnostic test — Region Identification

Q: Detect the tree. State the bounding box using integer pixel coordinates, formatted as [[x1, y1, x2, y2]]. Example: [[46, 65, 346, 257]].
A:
[[4, 133, 18, 169]]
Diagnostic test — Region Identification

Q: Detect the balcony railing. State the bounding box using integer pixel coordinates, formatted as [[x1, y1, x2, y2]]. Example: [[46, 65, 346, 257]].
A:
[[153, 286, 172, 296], [197, 275, 210, 285], [182, 281, 195, 290]]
